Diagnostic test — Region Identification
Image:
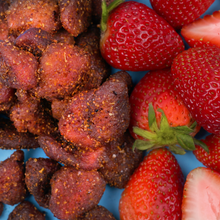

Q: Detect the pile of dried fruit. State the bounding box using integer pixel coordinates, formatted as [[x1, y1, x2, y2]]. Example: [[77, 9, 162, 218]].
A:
[[0, 0, 220, 219]]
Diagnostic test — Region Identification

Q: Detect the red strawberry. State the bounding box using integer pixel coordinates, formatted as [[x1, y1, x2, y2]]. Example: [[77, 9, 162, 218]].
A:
[[182, 167, 220, 220], [150, 0, 214, 29], [129, 68, 205, 155], [100, 0, 184, 71], [194, 134, 220, 172], [181, 11, 220, 48], [119, 148, 184, 220], [171, 46, 220, 135]]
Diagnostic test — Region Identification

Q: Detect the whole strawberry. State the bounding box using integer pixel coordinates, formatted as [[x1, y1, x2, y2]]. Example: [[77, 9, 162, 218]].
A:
[[150, 0, 214, 29], [129, 68, 206, 155], [119, 148, 184, 220], [100, 1, 184, 71], [181, 11, 220, 48], [194, 134, 220, 172], [171, 46, 220, 135]]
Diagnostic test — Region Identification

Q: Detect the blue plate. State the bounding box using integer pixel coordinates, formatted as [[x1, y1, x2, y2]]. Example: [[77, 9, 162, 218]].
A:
[[0, 1, 219, 219]]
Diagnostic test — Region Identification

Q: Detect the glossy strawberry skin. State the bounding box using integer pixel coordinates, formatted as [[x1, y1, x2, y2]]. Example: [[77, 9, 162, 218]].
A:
[[194, 134, 220, 172], [129, 68, 198, 140], [100, 1, 184, 71], [171, 46, 220, 135], [181, 11, 220, 48], [119, 148, 184, 220], [150, 0, 214, 29]]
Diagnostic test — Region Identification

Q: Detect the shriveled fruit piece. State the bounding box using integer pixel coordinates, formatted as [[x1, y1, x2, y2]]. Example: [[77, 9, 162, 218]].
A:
[[59, 71, 131, 149], [182, 167, 220, 220], [100, 1, 184, 71], [181, 10, 220, 48], [53, 28, 75, 45], [35, 43, 91, 100], [8, 201, 45, 220], [15, 28, 53, 57], [76, 25, 111, 90], [0, 202, 3, 216], [119, 148, 184, 220], [25, 157, 61, 208], [99, 131, 143, 189], [0, 118, 40, 149], [0, 81, 15, 112], [10, 90, 57, 136], [171, 46, 220, 135], [0, 41, 38, 91], [83, 205, 116, 220], [150, 0, 214, 29], [7, 0, 61, 35], [0, 150, 26, 205], [49, 166, 106, 220], [59, 0, 92, 37], [38, 133, 106, 171]]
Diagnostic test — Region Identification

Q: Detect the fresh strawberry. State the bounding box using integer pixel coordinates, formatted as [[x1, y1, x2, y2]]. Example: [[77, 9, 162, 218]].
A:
[[119, 148, 184, 220], [129, 68, 206, 155], [182, 167, 220, 220], [181, 11, 220, 48], [100, 0, 184, 71], [171, 46, 220, 135], [150, 0, 214, 30], [194, 134, 220, 173]]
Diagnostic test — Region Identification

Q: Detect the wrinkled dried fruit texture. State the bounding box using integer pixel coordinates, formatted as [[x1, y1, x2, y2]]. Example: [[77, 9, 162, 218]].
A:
[[0, 41, 38, 91], [59, 71, 131, 149], [53, 28, 75, 45], [51, 96, 72, 120], [0, 0, 10, 20], [99, 132, 143, 189], [25, 158, 61, 208], [10, 90, 57, 135], [0, 81, 15, 112], [92, 0, 115, 24], [35, 43, 91, 100], [49, 166, 106, 220], [15, 28, 53, 57], [0, 202, 3, 216], [7, 0, 61, 36], [76, 25, 111, 90], [38, 134, 106, 170], [0, 20, 9, 41], [59, 0, 92, 37], [0, 118, 40, 149], [0, 150, 26, 205], [83, 205, 116, 220], [8, 201, 45, 220]]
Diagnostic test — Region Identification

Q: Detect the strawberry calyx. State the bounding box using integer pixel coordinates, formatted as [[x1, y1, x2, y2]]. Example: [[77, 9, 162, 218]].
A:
[[100, 0, 125, 32], [132, 103, 209, 155]]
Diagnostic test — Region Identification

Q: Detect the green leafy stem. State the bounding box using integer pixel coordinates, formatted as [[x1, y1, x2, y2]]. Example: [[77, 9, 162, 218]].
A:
[[132, 103, 209, 155]]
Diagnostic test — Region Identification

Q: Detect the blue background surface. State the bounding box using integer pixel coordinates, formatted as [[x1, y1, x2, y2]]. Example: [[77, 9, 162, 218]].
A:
[[0, 0, 219, 219]]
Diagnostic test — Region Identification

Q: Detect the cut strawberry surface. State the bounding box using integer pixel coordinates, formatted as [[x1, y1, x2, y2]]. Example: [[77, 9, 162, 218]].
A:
[[182, 167, 220, 220], [181, 11, 220, 48]]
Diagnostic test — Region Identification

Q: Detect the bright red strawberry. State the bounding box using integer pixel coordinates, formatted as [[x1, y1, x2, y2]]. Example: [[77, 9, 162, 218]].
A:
[[171, 46, 220, 135], [194, 134, 220, 172], [129, 68, 204, 155], [100, 1, 184, 71], [119, 148, 184, 220], [182, 167, 220, 220], [150, 0, 214, 30], [181, 11, 220, 48]]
